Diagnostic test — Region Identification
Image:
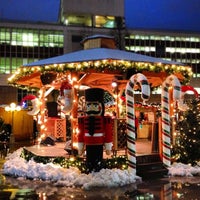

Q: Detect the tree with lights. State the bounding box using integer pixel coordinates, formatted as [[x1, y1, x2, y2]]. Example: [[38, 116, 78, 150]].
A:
[[172, 98, 200, 165]]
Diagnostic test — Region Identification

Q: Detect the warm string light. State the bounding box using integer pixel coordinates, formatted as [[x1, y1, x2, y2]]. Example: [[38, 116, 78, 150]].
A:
[[172, 97, 200, 164], [8, 60, 193, 87], [5, 102, 21, 112], [35, 74, 77, 143], [21, 146, 129, 173]]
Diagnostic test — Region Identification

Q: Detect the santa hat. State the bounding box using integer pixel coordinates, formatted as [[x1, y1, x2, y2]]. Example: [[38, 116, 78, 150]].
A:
[[20, 94, 37, 106], [60, 81, 72, 96], [20, 94, 40, 115]]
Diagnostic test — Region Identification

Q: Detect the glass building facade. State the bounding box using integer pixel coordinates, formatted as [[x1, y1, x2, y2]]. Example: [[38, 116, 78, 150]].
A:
[[125, 33, 200, 76], [0, 27, 64, 74], [0, 26, 64, 103]]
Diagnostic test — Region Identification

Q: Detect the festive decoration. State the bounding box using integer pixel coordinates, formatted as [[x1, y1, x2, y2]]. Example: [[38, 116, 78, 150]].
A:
[[77, 96, 85, 116], [40, 72, 57, 85], [178, 85, 198, 111], [181, 85, 198, 98], [21, 147, 128, 173], [77, 88, 113, 173], [44, 86, 55, 97], [172, 98, 200, 165], [125, 73, 150, 173], [57, 81, 73, 114], [8, 59, 193, 89], [161, 75, 181, 167], [20, 94, 36, 106], [20, 94, 40, 116]]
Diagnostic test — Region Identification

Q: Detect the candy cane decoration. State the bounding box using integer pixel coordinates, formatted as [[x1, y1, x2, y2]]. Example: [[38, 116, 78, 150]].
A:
[[125, 73, 150, 173], [161, 75, 181, 167]]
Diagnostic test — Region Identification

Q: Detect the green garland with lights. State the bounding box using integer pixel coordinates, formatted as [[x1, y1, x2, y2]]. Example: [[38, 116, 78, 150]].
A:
[[20, 148, 128, 174], [8, 60, 193, 89]]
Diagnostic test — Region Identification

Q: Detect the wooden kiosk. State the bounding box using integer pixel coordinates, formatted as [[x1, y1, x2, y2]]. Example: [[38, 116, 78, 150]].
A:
[[8, 35, 192, 157]]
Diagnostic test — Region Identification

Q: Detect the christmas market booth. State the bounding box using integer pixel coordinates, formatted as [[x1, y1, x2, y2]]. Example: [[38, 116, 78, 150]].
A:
[[8, 35, 193, 175]]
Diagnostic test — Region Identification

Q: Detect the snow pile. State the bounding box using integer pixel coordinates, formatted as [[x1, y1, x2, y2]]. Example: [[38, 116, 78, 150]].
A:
[[2, 148, 141, 190], [4, 148, 200, 189], [168, 162, 200, 177]]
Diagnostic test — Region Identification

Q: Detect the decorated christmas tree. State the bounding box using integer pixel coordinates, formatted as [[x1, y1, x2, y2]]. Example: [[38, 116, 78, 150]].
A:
[[172, 98, 200, 165]]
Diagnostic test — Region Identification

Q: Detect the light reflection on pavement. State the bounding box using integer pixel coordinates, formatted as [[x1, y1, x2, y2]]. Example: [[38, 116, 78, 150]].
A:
[[1, 174, 200, 199], [1, 143, 200, 200]]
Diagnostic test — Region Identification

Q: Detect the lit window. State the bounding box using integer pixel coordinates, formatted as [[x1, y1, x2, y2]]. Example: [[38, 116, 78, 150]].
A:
[[0, 28, 64, 74], [64, 14, 92, 27], [166, 47, 200, 54], [95, 16, 116, 28]]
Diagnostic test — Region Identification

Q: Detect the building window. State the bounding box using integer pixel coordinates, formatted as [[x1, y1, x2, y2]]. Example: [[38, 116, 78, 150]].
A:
[[0, 27, 64, 74], [94, 15, 116, 28], [63, 14, 92, 27], [18, 89, 37, 105], [0, 28, 10, 44], [0, 57, 10, 74], [125, 33, 200, 75]]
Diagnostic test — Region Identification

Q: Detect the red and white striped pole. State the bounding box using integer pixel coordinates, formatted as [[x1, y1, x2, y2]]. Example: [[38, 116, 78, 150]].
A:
[[161, 75, 181, 167], [125, 73, 150, 173]]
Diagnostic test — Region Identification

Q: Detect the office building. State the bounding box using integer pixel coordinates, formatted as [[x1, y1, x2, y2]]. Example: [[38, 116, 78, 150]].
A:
[[0, 0, 199, 104]]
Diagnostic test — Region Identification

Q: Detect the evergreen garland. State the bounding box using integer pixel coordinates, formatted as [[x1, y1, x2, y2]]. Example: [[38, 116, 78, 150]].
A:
[[20, 148, 128, 174]]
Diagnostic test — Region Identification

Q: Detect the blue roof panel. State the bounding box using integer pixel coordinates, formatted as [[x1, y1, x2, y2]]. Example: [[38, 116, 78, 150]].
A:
[[24, 48, 183, 67]]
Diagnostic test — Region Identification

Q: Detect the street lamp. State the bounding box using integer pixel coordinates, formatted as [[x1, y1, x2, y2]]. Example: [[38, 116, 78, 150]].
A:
[[5, 102, 21, 144]]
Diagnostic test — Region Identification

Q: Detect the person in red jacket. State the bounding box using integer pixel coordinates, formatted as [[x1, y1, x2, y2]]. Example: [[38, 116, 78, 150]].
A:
[[77, 88, 113, 173]]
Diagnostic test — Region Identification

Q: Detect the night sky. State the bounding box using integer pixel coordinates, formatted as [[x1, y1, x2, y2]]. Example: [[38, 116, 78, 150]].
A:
[[0, 0, 200, 33], [125, 0, 200, 33], [0, 0, 60, 23]]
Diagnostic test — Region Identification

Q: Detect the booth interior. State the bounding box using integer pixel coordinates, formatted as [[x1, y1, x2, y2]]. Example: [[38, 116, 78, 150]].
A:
[[39, 88, 160, 156]]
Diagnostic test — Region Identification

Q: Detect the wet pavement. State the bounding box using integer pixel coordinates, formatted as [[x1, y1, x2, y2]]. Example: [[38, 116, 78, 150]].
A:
[[1, 174, 200, 199], [1, 142, 200, 199]]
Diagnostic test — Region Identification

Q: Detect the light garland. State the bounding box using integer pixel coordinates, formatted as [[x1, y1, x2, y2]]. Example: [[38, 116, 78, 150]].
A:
[[8, 60, 193, 88], [21, 147, 128, 173]]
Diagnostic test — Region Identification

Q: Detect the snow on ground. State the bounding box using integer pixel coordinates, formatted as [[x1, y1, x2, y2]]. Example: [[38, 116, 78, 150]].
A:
[[2, 148, 141, 190], [168, 162, 200, 177], [2, 148, 200, 190]]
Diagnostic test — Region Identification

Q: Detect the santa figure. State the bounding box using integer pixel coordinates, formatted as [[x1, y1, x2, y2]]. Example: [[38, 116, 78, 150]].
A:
[[57, 81, 73, 115], [77, 88, 113, 173], [20, 94, 40, 116]]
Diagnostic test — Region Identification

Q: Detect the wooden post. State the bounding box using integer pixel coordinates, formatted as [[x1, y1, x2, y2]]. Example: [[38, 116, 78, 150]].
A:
[[70, 73, 79, 149], [38, 86, 46, 142]]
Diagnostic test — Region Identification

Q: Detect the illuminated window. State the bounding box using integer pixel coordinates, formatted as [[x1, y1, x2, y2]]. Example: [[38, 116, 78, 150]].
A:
[[166, 47, 200, 54], [0, 28, 64, 73], [64, 14, 92, 26], [128, 46, 155, 52], [95, 15, 116, 28], [0, 57, 10, 74], [0, 28, 10, 44]]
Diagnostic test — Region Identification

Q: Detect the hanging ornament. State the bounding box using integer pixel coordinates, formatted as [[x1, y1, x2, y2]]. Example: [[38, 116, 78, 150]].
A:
[[40, 72, 57, 85]]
